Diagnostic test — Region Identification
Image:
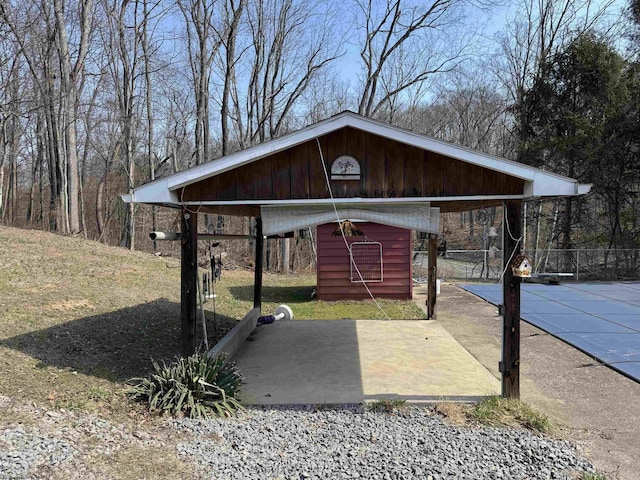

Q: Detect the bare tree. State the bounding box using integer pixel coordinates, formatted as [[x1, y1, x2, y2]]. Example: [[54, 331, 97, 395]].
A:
[[219, 0, 245, 155], [1, 1, 63, 231], [402, 70, 510, 156], [178, 0, 226, 166], [101, 0, 144, 249], [0, 45, 21, 224], [354, 0, 472, 119], [227, 0, 341, 147], [141, 0, 163, 249], [53, 0, 94, 234]]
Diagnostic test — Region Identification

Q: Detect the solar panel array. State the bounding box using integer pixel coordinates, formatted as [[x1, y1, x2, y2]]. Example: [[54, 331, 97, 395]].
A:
[[461, 282, 640, 383]]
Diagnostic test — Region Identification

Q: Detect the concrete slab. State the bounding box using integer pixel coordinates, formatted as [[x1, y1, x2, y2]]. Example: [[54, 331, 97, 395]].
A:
[[233, 319, 499, 405]]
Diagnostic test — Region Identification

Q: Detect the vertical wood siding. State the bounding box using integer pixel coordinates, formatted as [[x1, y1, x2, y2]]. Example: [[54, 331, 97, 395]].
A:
[[181, 126, 524, 204], [316, 222, 412, 301]]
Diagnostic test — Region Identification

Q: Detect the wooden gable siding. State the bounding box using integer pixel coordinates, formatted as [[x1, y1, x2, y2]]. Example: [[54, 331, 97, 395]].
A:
[[316, 222, 412, 301], [181, 127, 524, 202]]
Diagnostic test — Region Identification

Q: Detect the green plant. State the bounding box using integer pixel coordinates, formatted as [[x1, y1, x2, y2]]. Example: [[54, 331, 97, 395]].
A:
[[470, 396, 553, 434], [581, 473, 608, 480], [367, 398, 407, 413], [128, 352, 243, 419]]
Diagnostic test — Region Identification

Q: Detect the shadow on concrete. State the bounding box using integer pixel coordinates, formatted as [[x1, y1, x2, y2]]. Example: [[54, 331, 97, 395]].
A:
[[235, 320, 364, 405], [228, 285, 316, 304], [1, 299, 237, 382]]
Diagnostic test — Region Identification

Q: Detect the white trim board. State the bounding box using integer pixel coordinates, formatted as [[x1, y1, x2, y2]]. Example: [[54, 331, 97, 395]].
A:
[[125, 111, 592, 205]]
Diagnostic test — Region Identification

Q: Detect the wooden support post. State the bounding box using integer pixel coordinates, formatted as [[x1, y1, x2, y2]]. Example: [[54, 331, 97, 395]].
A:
[[254, 217, 263, 311], [427, 233, 437, 319], [181, 209, 198, 357], [501, 200, 522, 399]]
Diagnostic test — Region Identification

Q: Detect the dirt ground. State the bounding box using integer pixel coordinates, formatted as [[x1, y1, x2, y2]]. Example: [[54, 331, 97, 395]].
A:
[[414, 283, 640, 480]]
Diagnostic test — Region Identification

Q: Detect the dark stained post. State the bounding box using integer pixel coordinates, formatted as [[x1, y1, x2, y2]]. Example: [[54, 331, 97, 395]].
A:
[[181, 209, 198, 357], [254, 217, 263, 311], [501, 200, 522, 399], [427, 233, 438, 319]]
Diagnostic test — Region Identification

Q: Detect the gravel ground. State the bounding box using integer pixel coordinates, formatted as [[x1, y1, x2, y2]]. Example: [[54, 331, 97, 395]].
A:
[[0, 428, 73, 480], [0, 394, 595, 480], [175, 405, 595, 480]]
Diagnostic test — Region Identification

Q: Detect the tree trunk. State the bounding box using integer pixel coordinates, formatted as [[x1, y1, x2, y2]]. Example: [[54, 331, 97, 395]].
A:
[[96, 175, 106, 241], [561, 197, 573, 271], [54, 0, 91, 234], [280, 237, 290, 274], [221, 0, 244, 155], [142, 0, 157, 251]]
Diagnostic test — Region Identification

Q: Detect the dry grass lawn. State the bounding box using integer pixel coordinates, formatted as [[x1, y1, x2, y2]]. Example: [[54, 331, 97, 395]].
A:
[[0, 225, 426, 477]]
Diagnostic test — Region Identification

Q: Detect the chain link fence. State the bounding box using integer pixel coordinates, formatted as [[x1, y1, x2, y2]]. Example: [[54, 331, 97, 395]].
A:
[[413, 248, 640, 282], [524, 249, 640, 281]]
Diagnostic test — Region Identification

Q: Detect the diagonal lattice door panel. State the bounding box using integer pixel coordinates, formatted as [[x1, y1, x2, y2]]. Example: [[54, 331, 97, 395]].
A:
[[350, 241, 383, 283]]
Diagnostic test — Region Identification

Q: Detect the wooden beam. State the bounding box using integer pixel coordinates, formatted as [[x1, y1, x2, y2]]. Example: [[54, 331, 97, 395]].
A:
[[254, 217, 264, 311], [427, 233, 437, 319], [501, 200, 522, 399], [181, 209, 198, 357]]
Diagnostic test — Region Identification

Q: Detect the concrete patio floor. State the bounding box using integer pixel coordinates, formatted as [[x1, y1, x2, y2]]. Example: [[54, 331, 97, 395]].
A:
[[233, 319, 499, 405]]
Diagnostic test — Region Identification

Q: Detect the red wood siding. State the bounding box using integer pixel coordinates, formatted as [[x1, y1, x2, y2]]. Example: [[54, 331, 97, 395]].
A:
[[316, 222, 412, 301], [181, 127, 525, 208]]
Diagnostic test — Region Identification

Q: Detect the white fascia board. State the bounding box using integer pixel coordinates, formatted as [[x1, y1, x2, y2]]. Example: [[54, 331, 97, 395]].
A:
[[129, 179, 179, 204], [177, 195, 524, 207], [133, 111, 588, 200], [345, 116, 533, 182], [167, 115, 353, 191], [578, 183, 593, 195], [345, 115, 592, 195], [523, 172, 590, 198]]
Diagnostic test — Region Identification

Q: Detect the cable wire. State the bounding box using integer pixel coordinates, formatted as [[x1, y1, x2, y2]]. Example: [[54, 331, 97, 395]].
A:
[[498, 203, 524, 284], [315, 138, 391, 320]]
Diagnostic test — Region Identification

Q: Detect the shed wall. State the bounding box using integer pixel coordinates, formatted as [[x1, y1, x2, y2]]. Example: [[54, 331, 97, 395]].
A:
[[316, 222, 412, 301]]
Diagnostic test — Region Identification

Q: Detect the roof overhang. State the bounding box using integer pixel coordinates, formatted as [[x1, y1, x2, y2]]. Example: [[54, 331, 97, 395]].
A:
[[122, 111, 592, 207]]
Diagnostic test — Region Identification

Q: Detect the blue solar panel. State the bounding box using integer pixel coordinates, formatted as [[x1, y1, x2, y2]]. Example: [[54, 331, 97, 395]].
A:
[[460, 282, 640, 383], [521, 301, 577, 315]]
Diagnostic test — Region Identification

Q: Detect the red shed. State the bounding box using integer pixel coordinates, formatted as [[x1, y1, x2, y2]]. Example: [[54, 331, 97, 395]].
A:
[[316, 222, 412, 301]]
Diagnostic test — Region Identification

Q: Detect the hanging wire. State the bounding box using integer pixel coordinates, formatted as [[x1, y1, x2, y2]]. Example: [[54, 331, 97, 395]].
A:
[[315, 138, 391, 320], [497, 203, 524, 284], [180, 186, 203, 215]]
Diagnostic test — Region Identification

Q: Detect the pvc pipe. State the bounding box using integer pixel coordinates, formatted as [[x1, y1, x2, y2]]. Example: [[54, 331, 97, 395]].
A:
[[149, 231, 255, 241], [149, 231, 180, 241]]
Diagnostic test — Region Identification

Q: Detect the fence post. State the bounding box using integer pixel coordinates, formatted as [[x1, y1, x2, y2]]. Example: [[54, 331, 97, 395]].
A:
[[576, 249, 580, 281]]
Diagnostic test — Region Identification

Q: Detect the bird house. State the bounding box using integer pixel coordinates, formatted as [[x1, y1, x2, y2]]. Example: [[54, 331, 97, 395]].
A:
[[510, 254, 532, 278]]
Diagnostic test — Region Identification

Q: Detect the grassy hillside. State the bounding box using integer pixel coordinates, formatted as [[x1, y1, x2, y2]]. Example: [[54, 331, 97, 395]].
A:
[[0, 226, 185, 416], [0, 226, 424, 417]]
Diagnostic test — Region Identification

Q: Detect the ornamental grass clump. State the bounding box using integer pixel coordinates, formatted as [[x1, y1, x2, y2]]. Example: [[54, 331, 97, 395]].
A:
[[128, 352, 243, 419]]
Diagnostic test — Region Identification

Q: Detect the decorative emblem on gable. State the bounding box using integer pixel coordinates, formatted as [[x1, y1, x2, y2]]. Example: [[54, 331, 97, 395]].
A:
[[331, 155, 361, 180]]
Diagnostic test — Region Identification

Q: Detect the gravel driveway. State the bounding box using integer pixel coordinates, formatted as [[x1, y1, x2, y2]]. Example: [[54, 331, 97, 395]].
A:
[[175, 405, 594, 480], [0, 397, 596, 480]]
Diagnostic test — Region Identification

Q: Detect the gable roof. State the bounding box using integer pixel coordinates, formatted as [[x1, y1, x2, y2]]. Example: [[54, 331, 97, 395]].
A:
[[123, 111, 591, 206]]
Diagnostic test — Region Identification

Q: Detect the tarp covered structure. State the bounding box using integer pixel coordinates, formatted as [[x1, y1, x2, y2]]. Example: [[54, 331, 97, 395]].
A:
[[260, 203, 439, 236]]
